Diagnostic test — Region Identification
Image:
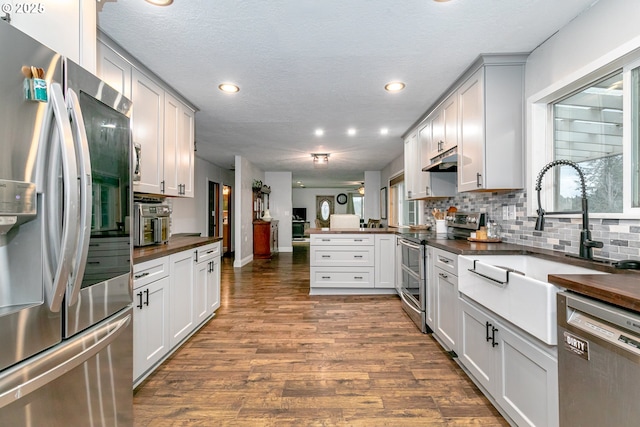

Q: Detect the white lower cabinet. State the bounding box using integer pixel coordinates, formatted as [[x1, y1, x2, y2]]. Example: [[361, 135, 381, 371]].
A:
[[133, 241, 222, 387], [169, 250, 195, 348], [428, 247, 458, 353], [133, 257, 171, 386], [459, 297, 558, 427], [309, 233, 397, 294]]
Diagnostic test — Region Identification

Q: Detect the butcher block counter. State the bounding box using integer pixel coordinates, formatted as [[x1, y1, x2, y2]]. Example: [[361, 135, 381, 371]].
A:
[[133, 234, 222, 264], [549, 274, 640, 313]]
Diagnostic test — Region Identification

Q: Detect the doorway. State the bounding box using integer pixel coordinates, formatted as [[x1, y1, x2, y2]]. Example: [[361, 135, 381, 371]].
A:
[[208, 181, 220, 238], [222, 185, 232, 256]]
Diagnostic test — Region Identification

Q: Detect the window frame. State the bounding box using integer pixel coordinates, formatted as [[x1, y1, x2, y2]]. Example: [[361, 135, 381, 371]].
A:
[[527, 51, 640, 219]]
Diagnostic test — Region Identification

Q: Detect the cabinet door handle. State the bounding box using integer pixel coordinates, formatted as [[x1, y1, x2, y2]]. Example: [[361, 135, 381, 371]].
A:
[[194, 250, 198, 263], [476, 172, 482, 188], [144, 289, 149, 306], [137, 291, 144, 309], [485, 321, 492, 342], [134, 272, 150, 279], [161, 180, 165, 193], [425, 186, 430, 196], [491, 326, 499, 347]]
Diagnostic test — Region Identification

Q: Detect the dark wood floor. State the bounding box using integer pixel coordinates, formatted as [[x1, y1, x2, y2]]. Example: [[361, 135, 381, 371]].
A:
[[133, 244, 508, 426]]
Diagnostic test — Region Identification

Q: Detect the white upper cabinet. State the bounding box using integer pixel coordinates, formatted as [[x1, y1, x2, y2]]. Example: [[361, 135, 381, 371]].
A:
[[96, 41, 132, 98], [97, 34, 196, 198], [132, 69, 165, 195], [429, 92, 458, 159], [457, 56, 526, 192], [10, 0, 96, 72]]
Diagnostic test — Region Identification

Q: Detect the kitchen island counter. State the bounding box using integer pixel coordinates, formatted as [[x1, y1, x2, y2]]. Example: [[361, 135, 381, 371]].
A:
[[133, 235, 222, 264]]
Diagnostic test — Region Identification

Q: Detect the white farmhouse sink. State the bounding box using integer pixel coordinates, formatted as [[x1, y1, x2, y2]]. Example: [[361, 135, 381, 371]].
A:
[[458, 255, 608, 345]]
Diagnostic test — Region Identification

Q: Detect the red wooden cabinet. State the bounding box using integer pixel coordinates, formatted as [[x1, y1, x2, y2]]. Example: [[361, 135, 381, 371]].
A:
[[253, 220, 278, 259]]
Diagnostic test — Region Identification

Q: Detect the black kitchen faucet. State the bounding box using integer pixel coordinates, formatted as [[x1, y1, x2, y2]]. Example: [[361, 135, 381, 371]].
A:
[[534, 159, 603, 260]]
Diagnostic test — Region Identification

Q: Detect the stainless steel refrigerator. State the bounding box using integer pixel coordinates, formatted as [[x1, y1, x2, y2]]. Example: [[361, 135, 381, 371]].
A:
[[0, 21, 133, 425]]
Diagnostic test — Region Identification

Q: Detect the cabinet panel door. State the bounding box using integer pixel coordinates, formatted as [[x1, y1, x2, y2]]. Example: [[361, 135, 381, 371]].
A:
[[458, 68, 485, 192], [434, 267, 458, 352], [163, 93, 181, 196], [194, 261, 209, 325], [375, 234, 396, 288], [133, 276, 170, 383], [179, 105, 195, 197], [132, 69, 164, 194], [442, 93, 458, 152], [169, 250, 195, 348], [458, 298, 497, 394], [403, 132, 417, 199], [97, 42, 131, 98], [498, 326, 559, 427], [207, 258, 221, 315]]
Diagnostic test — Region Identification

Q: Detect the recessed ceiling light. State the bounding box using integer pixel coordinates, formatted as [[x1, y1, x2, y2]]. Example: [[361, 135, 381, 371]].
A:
[[314, 129, 324, 136], [218, 83, 240, 93], [384, 81, 405, 92], [145, 0, 173, 5], [347, 128, 356, 136], [380, 128, 389, 135], [433, 0, 451, 2]]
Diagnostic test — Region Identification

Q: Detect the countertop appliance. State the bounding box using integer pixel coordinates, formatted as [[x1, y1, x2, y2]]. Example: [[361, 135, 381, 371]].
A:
[[557, 291, 640, 426], [0, 22, 133, 425], [446, 211, 486, 239], [398, 236, 429, 333], [134, 202, 171, 247]]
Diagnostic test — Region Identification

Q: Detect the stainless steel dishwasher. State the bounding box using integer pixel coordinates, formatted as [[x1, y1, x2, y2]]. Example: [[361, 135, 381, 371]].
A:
[[557, 291, 640, 426]]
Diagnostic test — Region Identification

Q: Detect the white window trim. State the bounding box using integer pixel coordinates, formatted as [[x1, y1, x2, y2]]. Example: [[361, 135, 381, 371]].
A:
[[527, 45, 640, 219]]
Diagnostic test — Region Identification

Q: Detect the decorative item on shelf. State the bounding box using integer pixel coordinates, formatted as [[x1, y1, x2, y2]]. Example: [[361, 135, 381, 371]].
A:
[[252, 180, 263, 192], [262, 209, 272, 221]]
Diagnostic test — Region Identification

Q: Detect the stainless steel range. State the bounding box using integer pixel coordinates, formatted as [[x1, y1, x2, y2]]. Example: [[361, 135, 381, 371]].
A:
[[397, 211, 486, 334]]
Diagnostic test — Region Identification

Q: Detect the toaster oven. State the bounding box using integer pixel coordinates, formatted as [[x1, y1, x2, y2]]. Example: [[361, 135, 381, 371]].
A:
[[133, 202, 171, 247]]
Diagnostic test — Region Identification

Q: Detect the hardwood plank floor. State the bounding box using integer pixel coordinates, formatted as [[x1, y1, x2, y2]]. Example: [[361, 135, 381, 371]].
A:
[[133, 244, 508, 426]]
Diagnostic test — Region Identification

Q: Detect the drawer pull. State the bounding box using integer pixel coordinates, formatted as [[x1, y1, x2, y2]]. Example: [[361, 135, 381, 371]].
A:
[[205, 250, 215, 254], [322, 239, 331, 242], [321, 255, 331, 258], [353, 255, 363, 258], [439, 273, 448, 279], [321, 276, 331, 279], [354, 239, 363, 242], [440, 258, 451, 264], [134, 272, 150, 279], [354, 276, 363, 279]]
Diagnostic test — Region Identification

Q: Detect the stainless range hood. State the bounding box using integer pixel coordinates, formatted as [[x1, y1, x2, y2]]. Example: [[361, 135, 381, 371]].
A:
[[422, 147, 458, 172]]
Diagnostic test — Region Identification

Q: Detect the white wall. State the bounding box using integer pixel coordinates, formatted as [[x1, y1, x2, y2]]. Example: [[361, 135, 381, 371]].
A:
[[171, 156, 234, 240], [364, 170, 381, 222], [265, 171, 293, 252], [525, 0, 640, 98], [234, 155, 263, 267], [292, 188, 356, 225]]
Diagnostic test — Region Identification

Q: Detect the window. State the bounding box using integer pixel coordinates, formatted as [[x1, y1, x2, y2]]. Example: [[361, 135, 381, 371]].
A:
[[352, 194, 364, 219], [535, 58, 640, 218], [552, 71, 623, 213], [389, 176, 418, 226]]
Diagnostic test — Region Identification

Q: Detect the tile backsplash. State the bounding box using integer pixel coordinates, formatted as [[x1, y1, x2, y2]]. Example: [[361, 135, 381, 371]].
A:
[[423, 190, 640, 261]]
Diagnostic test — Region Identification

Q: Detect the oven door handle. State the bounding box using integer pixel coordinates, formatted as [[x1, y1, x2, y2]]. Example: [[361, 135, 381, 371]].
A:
[[399, 291, 422, 316], [399, 239, 422, 251]]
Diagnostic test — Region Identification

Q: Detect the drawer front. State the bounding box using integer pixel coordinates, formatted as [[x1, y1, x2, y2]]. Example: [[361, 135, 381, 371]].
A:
[[432, 247, 457, 275], [196, 241, 221, 263], [311, 234, 374, 246], [311, 267, 374, 288], [133, 256, 170, 289], [311, 247, 374, 267]]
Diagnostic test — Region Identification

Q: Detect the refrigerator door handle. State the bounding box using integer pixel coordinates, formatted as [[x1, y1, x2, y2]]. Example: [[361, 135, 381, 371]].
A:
[[0, 311, 131, 410], [66, 88, 92, 306], [46, 83, 80, 313]]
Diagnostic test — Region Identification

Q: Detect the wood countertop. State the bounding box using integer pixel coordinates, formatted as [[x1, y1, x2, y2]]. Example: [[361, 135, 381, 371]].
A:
[[307, 227, 397, 234], [134, 235, 222, 264], [549, 274, 640, 313]]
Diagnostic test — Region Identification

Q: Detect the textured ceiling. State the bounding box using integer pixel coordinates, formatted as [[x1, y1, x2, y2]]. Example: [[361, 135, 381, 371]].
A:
[[97, 0, 598, 188]]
